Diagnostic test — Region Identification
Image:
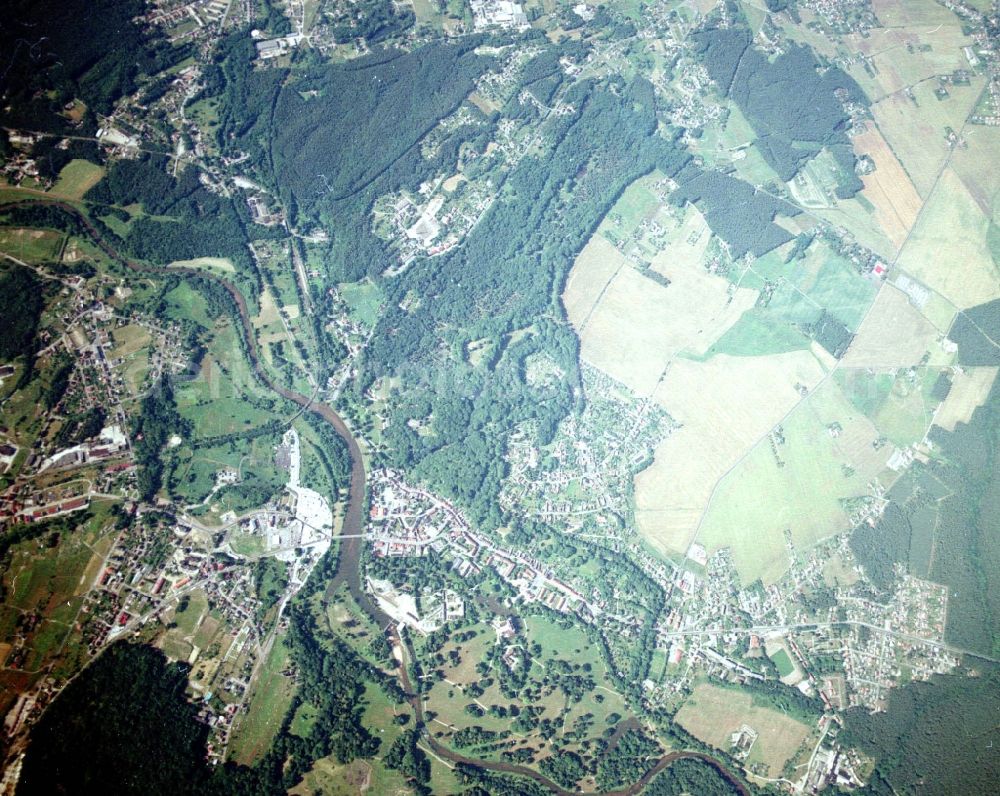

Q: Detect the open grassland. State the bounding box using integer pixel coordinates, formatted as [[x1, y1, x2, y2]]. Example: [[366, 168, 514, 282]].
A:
[[842, 285, 943, 368], [168, 256, 235, 274], [933, 366, 998, 431], [52, 159, 105, 200], [675, 682, 811, 778], [0, 228, 64, 262], [872, 0, 963, 26], [229, 633, 296, 765], [635, 350, 827, 561], [837, 367, 949, 447], [852, 124, 924, 251], [697, 378, 890, 583], [896, 168, 1000, 309], [871, 79, 985, 199], [340, 280, 385, 327]]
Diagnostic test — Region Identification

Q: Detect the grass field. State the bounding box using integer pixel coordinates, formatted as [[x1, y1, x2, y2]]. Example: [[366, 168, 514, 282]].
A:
[[842, 285, 943, 368], [635, 349, 827, 563], [896, 168, 1000, 309], [696, 377, 891, 583], [340, 280, 385, 327], [52, 160, 105, 200], [169, 256, 235, 274], [229, 633, 296, 765], [675, 682, 812, 778], [0, 228, 64, 262]]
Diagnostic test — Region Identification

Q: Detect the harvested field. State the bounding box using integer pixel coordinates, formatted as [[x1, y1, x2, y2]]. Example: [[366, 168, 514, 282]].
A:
[[871, 80, 985, 199], [933, 366, 998, 431], [675, 682, 812, 778], [841, 285, 941, 368], [895, 168, 1000, 309], [570, 251, 755, 396], [634, 350, 827, 560], [52, 159, 105, 199], [852, 124, 923, 251]]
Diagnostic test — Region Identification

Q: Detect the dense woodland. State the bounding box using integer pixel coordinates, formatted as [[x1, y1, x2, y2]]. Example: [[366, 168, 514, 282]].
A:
[[0, 0, 190, 177], [693, 26, 867, 196], [842, 661, 1000, 794], [949, 299, 1000, 365], [17, 642, 214, 795], [850, 378, 1000, 655], [669, 166, 799, 258]]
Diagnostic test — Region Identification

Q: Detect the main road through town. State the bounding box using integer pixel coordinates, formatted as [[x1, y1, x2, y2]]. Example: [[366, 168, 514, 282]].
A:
[[2, 199, 748, 796]]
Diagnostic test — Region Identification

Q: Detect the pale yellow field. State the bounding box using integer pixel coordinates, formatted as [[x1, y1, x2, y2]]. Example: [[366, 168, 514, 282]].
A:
[[895, 168, 1000, 309], [933, 367, 998, 432], [697, 378, 892, 583], [562, 236, 625, 328], [853, 124, 923, 251], [648, 205, 711, 279], [569, 237, 756, 396], [842, 285, 942, 368], [634, 350, 827, 559], [675, 683, 812, 778]]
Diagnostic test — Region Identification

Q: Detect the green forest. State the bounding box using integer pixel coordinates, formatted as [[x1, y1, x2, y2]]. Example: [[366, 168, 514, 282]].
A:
[[842, 661, 1000, 794], [693, 25, 867, 195]]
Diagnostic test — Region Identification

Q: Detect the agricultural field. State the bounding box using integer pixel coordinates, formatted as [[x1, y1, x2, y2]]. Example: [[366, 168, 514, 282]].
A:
[[871, 79, 984, 200], [0, 228, 64, 262], [675, 682, 812, 779], [696, 377, 892, 583], [52, 160, 105, 200], [851, 123, 923, 251], [842, 285, 946, 368], [895, 168, 1000, 309], [168, 256, 235, 274], [634, 349, 827, 562], [229, 632, 297, 765]]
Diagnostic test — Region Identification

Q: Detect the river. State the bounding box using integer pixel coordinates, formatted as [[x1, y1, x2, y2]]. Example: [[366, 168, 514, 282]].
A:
[[2, 200, 747, 796]]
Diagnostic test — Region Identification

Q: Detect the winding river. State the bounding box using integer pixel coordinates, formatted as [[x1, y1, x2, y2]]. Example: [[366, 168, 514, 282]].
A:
[[2, 200, 747, 796]]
